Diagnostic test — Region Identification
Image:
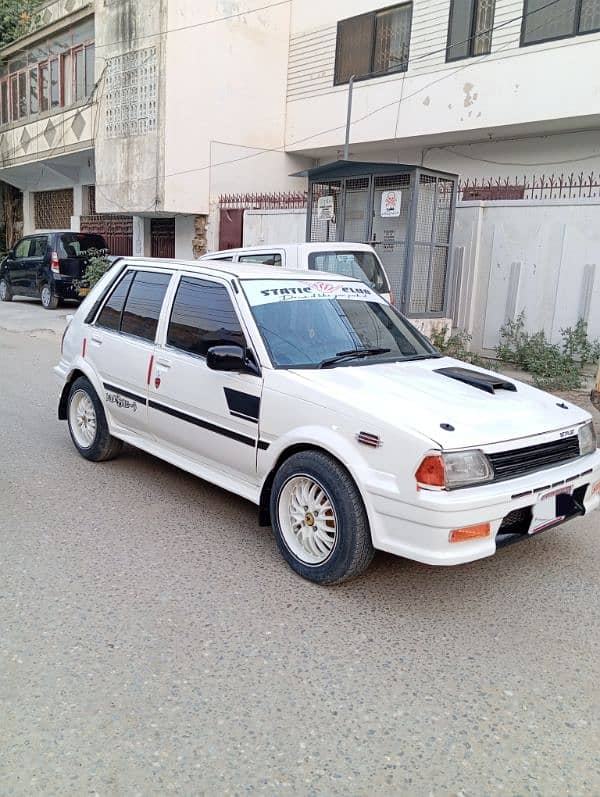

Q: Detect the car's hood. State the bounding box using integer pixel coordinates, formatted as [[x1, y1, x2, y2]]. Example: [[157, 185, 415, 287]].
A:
[[288, 356, 589, 449]]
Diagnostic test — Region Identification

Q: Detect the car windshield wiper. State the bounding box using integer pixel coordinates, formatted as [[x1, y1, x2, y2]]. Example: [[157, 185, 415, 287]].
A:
[[318, 347, 391, 369], [398, 353, 442, 361]]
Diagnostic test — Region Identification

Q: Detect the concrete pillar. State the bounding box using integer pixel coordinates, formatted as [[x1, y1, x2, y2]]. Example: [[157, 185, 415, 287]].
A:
[[132, 216, 151, 256], [22, 190, 34, 234], [175, 215, 195, 259]]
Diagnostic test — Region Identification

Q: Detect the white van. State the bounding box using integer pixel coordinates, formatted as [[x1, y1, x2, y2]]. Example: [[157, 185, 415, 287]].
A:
[[201, 242, 393, 303]]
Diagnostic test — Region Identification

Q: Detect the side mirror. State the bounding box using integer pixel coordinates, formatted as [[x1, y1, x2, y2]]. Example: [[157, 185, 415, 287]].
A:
[[206, 345, 260, 376]]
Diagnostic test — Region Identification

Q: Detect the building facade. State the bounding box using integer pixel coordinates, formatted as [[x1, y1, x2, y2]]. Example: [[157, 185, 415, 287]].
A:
[[2, 0, 600, 324]]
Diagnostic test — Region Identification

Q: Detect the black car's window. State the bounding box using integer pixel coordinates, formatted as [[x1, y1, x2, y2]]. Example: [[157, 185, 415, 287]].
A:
[[239, 253, 282, 267], [121, 271, 172, 342], [14, 239, 31, 258], [96, 270, 135, 331], [167, 277, 245, 357], [58, 233, 108, 257], [30, 236, 48, 258]]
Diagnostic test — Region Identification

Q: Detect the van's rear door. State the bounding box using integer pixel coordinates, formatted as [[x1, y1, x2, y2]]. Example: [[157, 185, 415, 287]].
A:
[[57, 232, 109, 279]]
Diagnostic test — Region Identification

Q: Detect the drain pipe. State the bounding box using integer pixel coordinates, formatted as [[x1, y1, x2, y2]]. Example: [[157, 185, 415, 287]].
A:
[[344, 75, 355, 161]]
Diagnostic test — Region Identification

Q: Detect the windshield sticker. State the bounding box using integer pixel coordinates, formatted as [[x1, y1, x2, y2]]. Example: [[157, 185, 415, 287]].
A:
[[242, 279, 384, 306]]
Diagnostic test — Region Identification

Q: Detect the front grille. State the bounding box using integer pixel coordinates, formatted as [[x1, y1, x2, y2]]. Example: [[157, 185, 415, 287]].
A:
[[488, 436, 580, 481]]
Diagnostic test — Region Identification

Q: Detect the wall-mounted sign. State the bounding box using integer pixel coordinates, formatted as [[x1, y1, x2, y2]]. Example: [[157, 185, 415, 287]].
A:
[[380, 190, 401, 218], [317, 195, 335, 221]]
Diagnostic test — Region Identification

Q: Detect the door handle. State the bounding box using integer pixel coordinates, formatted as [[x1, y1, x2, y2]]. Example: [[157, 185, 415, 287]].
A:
[[156, 358, 171, 369], [90, 335, 102, 345]]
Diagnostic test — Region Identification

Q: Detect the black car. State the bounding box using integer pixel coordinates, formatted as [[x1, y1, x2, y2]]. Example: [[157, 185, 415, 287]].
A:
[[0, 231, 109, 310]]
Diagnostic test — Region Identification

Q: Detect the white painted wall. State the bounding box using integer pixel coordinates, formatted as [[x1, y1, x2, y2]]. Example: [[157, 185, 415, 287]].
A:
[[453, 199, 600, 352], [242, 209, 307, 246], [175, 215, 196, 259], [162, 1, 311, 215]]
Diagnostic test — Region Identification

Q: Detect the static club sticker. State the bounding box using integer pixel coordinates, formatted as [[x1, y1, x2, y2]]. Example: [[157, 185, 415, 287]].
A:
[[242, 279, 384, 306]]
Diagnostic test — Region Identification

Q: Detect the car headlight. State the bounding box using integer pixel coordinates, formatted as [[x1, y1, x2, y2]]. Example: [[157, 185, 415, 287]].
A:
[[416, 449, 494, 489], [578, 421, 597, 456]]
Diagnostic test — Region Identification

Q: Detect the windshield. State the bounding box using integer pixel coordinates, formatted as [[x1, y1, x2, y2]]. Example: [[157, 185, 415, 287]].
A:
[[58, 233, 108, 257], [307, 251, 388, 293], [242, 279, 438, 369]]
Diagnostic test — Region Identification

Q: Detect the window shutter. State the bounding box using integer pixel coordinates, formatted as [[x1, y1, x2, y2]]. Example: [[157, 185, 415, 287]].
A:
[[335, 14, 375, 84]]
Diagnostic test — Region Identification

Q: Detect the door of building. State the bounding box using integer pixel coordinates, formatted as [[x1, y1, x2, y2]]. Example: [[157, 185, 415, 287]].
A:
[[151, 218, 176, 258], [218, 208, 244, 250]]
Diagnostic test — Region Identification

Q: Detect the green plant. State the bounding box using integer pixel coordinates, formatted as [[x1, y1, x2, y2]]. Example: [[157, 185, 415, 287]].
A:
[[430, 324, 484, 366], [496, 312, 599, 390], [73, 249, 112, 293]]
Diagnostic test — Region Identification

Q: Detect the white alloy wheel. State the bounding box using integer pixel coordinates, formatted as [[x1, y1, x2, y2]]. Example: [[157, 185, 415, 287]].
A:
[[69, 389, 98, 448], [278, 475, 338, 565]]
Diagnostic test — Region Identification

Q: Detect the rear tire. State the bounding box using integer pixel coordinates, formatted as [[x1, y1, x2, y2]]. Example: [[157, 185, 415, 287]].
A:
[[41, 282, 59, 310], [67, 376, 123, 462], [270, 451, 374, 585], [0, 277, 13, 302]]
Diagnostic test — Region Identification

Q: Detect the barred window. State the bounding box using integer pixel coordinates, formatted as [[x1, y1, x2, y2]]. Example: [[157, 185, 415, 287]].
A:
[[334, 4, 412, 85], [447, 0, 496, 61], [521, 0, 600, 45]]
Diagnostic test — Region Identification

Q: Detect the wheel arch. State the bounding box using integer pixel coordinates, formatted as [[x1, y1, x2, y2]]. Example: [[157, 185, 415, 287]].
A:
[[58, 362, 104, 420], [258, 442, 365, 527]]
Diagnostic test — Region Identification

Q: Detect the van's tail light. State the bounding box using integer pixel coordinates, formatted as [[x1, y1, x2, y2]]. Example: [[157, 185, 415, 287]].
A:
[[51, 251, 60, 274]]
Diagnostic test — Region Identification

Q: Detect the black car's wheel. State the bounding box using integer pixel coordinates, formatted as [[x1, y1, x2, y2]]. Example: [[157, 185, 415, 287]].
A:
[[0, 277, 13, 302], [67, 376, 123, 462], [40, 282, 59, 310], [270, 451, 374, 585]]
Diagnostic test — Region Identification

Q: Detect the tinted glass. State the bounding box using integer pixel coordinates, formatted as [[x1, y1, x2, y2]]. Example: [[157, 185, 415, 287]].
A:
[[307, 251, 387, 293], [522, 0, 575, 43], [239, 253, 283, 267], [30, 236, 48, 258], [447, 0, 474, 60], [167, 277, 245, 357], [121, 271, 171, 342], [335, 14, 374, 83], [96, 270, 135, 331], [59, 233, 108, 257], [14, 239, 31, 258], [243, 279, 436, 368]]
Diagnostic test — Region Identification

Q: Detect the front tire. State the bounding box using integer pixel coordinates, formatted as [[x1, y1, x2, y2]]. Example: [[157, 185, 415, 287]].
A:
[[67, 376, 123, 461], [41, 282, 59, 310], [0, 277, 13, 301], [270, 451, 374, 584]]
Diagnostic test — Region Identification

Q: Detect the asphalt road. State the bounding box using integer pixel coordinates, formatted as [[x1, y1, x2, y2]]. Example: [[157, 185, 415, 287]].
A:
[[1, 298, 600, 796]]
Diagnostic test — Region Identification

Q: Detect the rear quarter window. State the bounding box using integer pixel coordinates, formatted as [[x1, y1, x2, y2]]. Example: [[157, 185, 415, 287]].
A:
[[59, 233, 108, 257]]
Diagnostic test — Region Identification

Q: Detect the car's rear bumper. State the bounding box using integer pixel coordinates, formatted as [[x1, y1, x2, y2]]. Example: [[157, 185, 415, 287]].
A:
[[365, 449, 600, 565], [52, 276, 80, 299]]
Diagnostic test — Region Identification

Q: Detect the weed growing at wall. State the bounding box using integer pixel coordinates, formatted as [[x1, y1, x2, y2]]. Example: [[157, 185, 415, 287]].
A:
[[430, 325, 485, 366], [496, 313, 600, 390]]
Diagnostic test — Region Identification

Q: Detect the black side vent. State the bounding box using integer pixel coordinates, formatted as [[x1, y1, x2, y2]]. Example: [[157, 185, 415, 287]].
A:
[[435, 367, 517, 395]]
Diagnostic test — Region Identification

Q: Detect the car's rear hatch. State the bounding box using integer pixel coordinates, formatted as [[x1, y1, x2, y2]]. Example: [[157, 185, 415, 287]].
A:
[[57, 233, 109, 278]]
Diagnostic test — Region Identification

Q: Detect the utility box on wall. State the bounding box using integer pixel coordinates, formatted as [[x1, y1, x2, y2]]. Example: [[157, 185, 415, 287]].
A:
[[297, 161, 458, 318]]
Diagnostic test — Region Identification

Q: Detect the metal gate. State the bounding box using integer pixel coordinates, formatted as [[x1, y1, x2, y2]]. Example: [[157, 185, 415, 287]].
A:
[[151, 218, 175, 258], [80, 215, 133, 256], [219, 208, 244, 250]]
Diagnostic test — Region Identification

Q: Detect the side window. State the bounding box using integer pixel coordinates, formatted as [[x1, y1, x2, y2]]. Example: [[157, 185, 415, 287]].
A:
[[209, 255, 234, 262], [121, 271, 172, 342], [96, 270, 135, 331], [14, 239, 31, 258], [167, 277, 246, 357], [30, 236, 49, 258], [239, 253, 282, 267]]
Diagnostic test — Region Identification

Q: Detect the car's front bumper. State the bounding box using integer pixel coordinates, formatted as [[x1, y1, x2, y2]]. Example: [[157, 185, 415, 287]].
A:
[[365, 449, 600, 565]]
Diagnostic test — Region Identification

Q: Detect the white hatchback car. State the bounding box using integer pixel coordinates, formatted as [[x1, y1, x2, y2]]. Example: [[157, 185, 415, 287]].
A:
[[55, 258, 600, 584]]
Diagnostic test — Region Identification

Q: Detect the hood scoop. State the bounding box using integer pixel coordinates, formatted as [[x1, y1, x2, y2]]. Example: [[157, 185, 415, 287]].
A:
[[435, 367, 517, 395]]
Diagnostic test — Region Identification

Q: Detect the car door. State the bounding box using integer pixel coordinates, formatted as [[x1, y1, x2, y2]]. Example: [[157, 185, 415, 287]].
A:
[[87, 267, 173, 437], [6, 237, 33, 291], [148, 274, 263, 482], [26, 234, 49, 291]]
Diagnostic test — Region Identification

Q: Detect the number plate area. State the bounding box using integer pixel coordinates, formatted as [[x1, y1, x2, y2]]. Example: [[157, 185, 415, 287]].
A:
[[530, 486, 574, 534]]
